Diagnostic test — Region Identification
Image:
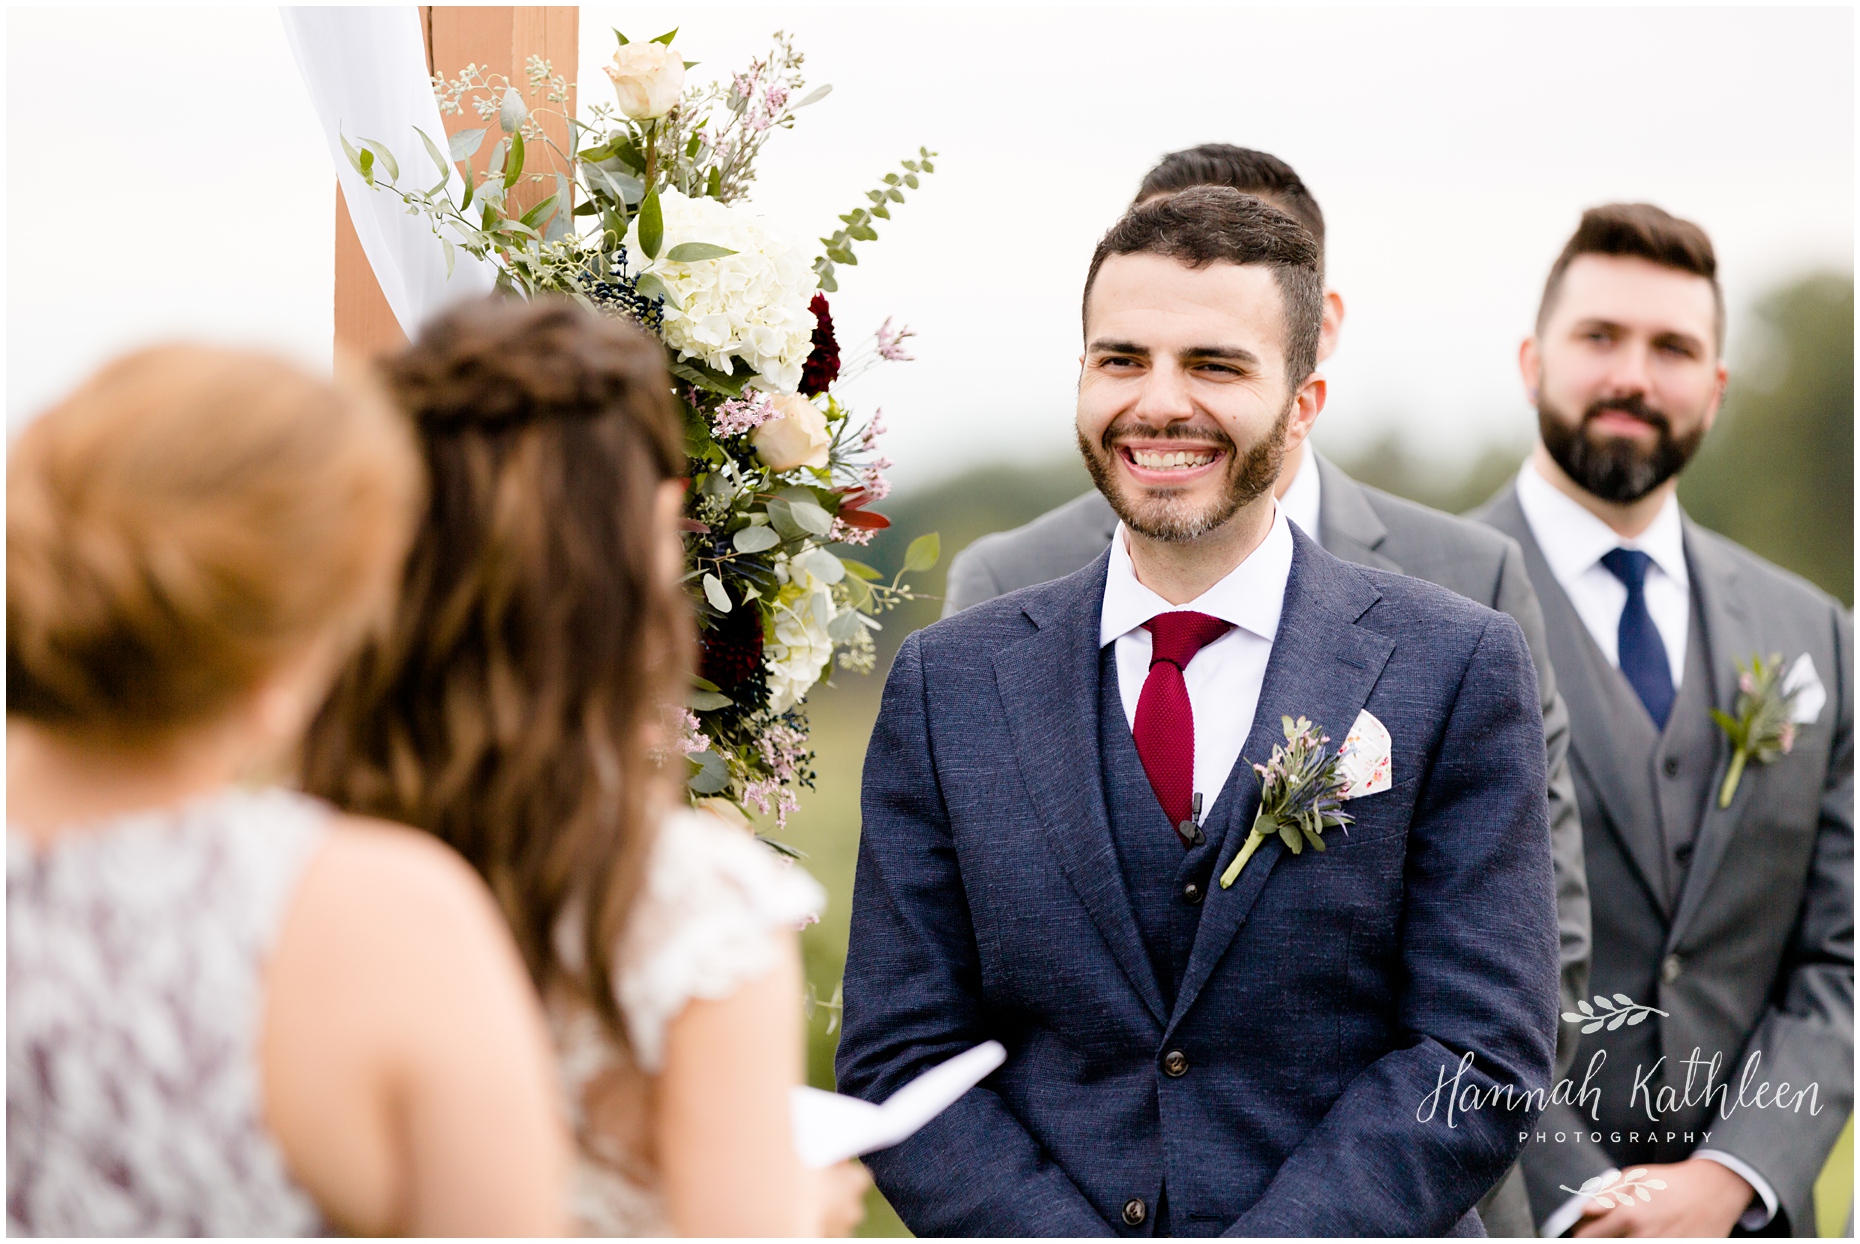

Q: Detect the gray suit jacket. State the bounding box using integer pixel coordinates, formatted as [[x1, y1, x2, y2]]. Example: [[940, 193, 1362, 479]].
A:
[[1479, 485, 1853, 1236], [945, 455, 1591, 1071]]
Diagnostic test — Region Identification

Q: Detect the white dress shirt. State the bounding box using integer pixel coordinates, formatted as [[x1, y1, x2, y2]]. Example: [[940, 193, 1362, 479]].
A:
[[1100, 503, 1294, 822], [1279, 443, 1322, 543], [1517, 461, 1776, 1235], [1515, 461, 1689, 687]]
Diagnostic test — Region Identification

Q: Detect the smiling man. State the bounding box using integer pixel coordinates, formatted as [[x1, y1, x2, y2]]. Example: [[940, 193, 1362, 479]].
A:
[[836, 187, 1560, 1236], [1477, 204, 1853, 1239]]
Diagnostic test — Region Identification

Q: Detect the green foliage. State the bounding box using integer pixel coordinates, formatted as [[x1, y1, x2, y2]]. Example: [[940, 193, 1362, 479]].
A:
[[1681, 273, 1854, 605], [814, 150, 938, 293]]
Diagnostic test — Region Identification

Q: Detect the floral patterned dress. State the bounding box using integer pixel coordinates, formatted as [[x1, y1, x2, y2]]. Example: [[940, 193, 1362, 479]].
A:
[[7, 788, 329, 1236]]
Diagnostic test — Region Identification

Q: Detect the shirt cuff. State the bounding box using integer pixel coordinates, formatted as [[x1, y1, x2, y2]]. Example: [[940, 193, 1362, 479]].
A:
[[1540, 1169, 1618, 1239], [1694, 1149, 1779, 1230]]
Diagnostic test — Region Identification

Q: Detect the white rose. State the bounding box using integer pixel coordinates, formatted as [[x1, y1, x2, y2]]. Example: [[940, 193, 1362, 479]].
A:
[[752, 393, 831, 472], [624, 190, 817, 392], [605, 43, 686, 120]]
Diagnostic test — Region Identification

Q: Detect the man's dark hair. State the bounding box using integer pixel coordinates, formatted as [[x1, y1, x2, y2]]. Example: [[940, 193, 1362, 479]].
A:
[[1084, 186, 1324, 388], [1136, 144, 1325, 270], [1537, 203, 1724, 350]]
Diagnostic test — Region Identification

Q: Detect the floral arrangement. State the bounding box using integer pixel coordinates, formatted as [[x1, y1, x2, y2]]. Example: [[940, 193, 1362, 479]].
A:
[[349, 29, 938, 832], [1220, 716, 1354, 889], [1711, 652, 1803, 808]]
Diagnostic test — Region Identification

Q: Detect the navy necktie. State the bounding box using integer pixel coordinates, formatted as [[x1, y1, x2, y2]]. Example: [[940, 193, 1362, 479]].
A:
[[1601, 548, 1675, 729]]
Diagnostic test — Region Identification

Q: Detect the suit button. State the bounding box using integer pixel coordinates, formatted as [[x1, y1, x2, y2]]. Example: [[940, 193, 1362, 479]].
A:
[[1163, 1049, 1189, 1077], [1675, 842, 1694, 866], [1663, 756, 1681, 777], [1123, 1198, 1148, 1226], [1662, 954, 1683, 984], [1182, 881, 1204, 905]]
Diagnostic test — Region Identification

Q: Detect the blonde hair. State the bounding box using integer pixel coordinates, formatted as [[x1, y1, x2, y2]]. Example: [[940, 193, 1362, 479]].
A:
[[7, 344, 423, 742]]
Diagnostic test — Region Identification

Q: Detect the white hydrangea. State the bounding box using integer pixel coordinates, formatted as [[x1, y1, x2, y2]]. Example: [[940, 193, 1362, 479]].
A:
[[627, 189, 818, 393], [764, 558, 838, 713]]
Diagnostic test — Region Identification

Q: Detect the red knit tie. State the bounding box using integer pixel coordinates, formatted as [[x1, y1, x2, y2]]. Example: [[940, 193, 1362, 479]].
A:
[[1133, 610, 1233, 846]]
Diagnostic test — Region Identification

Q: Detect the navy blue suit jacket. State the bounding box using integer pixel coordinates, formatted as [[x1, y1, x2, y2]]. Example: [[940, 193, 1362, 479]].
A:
[[836, 528, 1561, 1236]]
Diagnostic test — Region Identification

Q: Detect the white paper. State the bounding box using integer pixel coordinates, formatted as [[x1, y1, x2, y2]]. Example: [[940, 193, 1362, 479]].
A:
[[790, 1040, 1006, 1168], [1783, 653, 1827, 726]]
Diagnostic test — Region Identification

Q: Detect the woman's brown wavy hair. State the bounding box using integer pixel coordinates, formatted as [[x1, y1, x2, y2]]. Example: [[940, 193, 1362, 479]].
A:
[[302, 296, 690, 1043]]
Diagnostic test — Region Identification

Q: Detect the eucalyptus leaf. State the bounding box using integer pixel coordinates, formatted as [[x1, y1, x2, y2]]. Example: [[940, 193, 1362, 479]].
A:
[[359, 138, 400, 181], [732, 525, 781, 554], [499, 86, 529, 134], [793, 84, 833, 109], [902, 532, 941, 572], [339, 131, 366, 177], [665, 242, 738, 262], [701, 573, 732, 613], [839, 558, 882, 581], [504, 129, 525, 187], [519, 194, 558, 229], [637, 188, 664, 259], [686, 749, 730, 794], [787, 500, 833, 537], [828, 609, 865, 642], [416, 126, 451, 182], [689, 690, 734, 712], [841, 575, 872, 611], [691, 675, 723, 693], [449, 126, 487, 162], [767, 499, 805, 540]]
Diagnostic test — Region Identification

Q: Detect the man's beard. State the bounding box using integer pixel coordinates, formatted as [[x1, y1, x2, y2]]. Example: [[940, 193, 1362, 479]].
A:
[[1537, 392, 1705, 504], [1077, 397, 1292, 543]]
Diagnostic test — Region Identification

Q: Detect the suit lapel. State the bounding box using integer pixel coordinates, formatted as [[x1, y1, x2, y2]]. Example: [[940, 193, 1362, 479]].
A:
[[1666, 520, 1753, 947], [1484, 486, 1673, 918], [991, 550, 1169, 1025], [1315, 453, 1403, 573], [1166, 530, 1395, 1035]]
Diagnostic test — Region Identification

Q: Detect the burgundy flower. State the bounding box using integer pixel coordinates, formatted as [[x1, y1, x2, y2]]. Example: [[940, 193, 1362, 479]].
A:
[[699, 603, 765, 692], [801, 293, 840, 396]]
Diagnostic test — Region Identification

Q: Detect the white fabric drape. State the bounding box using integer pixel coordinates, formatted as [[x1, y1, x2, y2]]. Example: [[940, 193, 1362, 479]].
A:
[[280, 6, 497, 336]]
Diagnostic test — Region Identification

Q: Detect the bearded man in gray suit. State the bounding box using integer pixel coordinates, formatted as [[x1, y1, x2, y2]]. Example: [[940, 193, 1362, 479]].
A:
[[1475, 204, 1851, 1238], [943, 148, 1589, 1234]]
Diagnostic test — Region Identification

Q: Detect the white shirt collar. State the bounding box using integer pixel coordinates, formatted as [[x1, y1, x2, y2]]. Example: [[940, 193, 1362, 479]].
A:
[[1516, 458, 1688, 590], [1278, 444, 1322, 542], [1100, 502, 1294, 649]]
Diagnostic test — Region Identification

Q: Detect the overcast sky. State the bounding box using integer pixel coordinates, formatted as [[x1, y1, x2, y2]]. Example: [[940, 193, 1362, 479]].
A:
[[8, 5, 1853, 488]]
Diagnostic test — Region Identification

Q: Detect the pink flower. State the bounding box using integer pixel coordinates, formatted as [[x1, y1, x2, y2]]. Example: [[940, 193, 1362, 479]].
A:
[[875, 318, 916, 362], [1739, 671, 1757, 695], [1780, 722, 1797, 754], [713, 391, 779, 438]]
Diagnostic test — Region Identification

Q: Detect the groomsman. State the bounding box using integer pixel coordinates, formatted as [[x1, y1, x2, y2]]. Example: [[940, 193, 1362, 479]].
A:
[[944, 148, 1589, 1232], [1476, 203, 1852, 1237]]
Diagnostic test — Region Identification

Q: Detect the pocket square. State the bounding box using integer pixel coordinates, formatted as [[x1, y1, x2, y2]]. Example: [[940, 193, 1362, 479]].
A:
[[1783, 653, 1827, 726], [1337, 709, 1392, 799]]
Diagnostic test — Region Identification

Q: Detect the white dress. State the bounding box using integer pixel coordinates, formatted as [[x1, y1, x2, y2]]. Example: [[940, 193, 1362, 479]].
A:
[[6, 788, 329, 1237], [550, 808, 825, 1236]]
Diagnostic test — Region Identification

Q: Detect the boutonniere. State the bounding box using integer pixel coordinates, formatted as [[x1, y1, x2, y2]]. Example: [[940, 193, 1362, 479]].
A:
[[1219, 715, 1353, 889], [1711, 652, 1821, 807]]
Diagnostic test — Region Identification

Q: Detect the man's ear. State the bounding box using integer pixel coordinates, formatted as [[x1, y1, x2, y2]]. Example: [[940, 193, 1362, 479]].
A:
[[1316, 290, 1346, 363], [1518, 337, 1541, 404], [1700, 357, 1729, 437], [1284, 373, 1327, 449]]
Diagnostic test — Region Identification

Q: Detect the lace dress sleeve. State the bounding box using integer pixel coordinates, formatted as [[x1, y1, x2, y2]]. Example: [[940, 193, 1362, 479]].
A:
[[614, 809, 825, 1073]]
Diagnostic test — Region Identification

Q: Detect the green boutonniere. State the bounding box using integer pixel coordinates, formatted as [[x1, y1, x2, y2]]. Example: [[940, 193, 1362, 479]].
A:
[[1219, 715, 1353, 889], [1710, 652, 1802, 808]]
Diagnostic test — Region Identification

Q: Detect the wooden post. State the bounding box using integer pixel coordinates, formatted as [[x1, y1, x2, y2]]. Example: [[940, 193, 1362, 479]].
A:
[[333, 6, 578, 357]]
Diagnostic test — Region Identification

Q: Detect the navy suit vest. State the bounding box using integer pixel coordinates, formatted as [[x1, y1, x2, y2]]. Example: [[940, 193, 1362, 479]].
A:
[[1098, 647, 1221, 1011]]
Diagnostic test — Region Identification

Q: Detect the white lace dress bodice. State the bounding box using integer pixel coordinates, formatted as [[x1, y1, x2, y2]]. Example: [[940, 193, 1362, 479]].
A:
[[6, 787, 330, 1237], [551, 808, 825, 1236]]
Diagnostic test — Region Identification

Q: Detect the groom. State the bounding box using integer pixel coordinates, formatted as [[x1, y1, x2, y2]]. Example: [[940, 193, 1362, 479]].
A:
[[837, 187, 1560, 1236]]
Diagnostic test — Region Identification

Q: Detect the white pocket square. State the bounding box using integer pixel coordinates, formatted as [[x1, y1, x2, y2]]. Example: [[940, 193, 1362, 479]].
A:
[[1338, 709, 1392, 800], [1783, 653, 1827, 726]]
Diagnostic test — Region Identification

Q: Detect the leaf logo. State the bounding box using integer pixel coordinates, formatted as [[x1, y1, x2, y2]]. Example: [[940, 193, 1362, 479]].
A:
[[1562, 993, 1670, 1034], [1560, 1168, 1668, 1209]]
